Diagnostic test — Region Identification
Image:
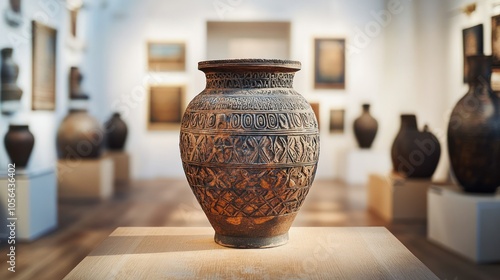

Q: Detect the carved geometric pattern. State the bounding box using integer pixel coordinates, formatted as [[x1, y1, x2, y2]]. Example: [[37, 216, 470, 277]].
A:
[[205, 72, 295, 89], [180, 133, 320, 166], [187, 95, 310, 111]]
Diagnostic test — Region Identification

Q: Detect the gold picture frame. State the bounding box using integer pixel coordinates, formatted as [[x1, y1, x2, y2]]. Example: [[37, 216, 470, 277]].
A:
[[314, 38, 346, 89], [148, 85, 185, 130], [329, 109, 345, 134], [32, 20, 57, 111], [147, 41, 186, 71]]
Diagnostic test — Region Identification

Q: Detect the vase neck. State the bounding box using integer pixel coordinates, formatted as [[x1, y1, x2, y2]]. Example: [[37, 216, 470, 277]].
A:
[[400, 115, 418, 131], [204, 71, 295, 89], [467, 55, 492, 87], [362, 104, 370, 113]]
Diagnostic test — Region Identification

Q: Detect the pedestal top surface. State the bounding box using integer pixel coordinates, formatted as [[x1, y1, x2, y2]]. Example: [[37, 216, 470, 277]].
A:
[[64, 227, 437, 280]]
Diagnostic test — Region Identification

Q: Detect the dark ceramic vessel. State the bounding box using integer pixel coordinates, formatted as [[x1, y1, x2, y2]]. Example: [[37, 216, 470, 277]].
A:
[[10, 0, 21, 13], [105, 113, 128, 150], [4, 125, 34, 168], [69, 67, 87, 100], [57, 109, 103, 159], [391, 115, 441, 178], [448, 55, 500, 193], [179, 59, 320, 248], [1, 48, 23, 102], [353, 104, 378, 149]]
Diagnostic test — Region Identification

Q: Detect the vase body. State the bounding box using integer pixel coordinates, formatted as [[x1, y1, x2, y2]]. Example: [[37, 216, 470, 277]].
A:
[[179, 59, 320, 248], [105, 113, 128, 150], [391, 115, 441, 178], [1, 48, 23, 102], [4, 125, 34, 168], [448, 55, 500, 193], [353, 104, 378, 148], [57, 109, 103, 159]]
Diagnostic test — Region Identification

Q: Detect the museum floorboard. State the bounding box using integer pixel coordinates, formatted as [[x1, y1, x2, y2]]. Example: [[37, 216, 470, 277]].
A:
[[0, 179, 499, 280]]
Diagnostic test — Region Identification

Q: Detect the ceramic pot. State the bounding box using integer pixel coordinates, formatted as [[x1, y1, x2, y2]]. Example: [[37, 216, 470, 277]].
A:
[[69, 67, 87, 100], [353, 104, 378, 148], [448, 55, 500, 193], [4, 125, 34, 168], [105, 113, 128, 150], [57, 109, 103, 159], [391, 115, 441, 178], [180, 59, 320, 248], [1, 48, 23, 103]]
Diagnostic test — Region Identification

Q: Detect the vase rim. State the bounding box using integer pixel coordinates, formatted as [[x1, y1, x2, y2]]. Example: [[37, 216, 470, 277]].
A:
[[198, 59, 301, 72]]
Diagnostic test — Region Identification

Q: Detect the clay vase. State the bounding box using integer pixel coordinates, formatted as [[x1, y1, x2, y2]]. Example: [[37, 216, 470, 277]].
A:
[[69, 67, 87, 99], [4, 125, 34, 168], [104, 113, 128, 150], [57, 109, 103, 159], [353, 104, 378, 148], [391, 115, 441, 178], [1, 48, 23, 103], [180, 59, 320, 248], [448, 55, 500, 194]]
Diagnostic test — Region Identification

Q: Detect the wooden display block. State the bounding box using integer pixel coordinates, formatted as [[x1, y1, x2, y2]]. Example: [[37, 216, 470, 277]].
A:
[[0, 168, 58, 241], [368, 173, 431, 222], [428, 185, 500, 263], [57, 158, 114, 200], [64, 227, 438, 279], [345, 150, 391, 185], [104, 151, 131, 189]]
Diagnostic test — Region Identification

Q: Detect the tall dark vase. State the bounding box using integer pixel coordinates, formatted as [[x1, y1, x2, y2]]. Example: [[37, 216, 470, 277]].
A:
[[179, 59, 320, 248], [105, 113, 128, 150], [1, 48, 23, 105], [353, 104, 378, 148], [4, 125, 34, 168], [448, 55, 500, 194], [57, 109, 103, 159], [391, 115, 441, 178]]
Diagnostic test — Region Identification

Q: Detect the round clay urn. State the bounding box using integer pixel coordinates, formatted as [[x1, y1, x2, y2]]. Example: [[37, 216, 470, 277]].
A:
[[448, 55, 500, 194], [104, 112, 128, 150], [1, 48, 23, 102], [57, 109, 103, 159], [391, 115, 441, 178], [179, 59, 320, 248], [4, 125, 34, 168], [353, 104, 378, 149]]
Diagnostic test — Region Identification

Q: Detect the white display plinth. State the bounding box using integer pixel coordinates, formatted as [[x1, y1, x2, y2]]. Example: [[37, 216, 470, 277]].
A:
[[104, 151, 130, 189], [427, 185, 500, 263], [368, 173, 431, 222], [346, 150, 391, 185], [57, 158, 114, 200], [0, 168, 58, 241]]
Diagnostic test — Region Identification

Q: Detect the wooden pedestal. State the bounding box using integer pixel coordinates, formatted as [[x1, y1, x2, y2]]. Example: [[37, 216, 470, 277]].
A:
[[104, 151, 130, 189]]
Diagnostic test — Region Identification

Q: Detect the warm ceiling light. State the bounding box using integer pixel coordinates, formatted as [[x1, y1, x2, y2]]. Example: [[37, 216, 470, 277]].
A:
[[463, 3, 477, 16]]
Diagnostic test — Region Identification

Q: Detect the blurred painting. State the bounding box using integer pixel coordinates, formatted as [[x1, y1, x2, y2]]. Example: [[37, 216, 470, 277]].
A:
[[309, 102, 320, 129], [329, 109, 345, 134], [148, 42, 185, 71], [314, 38, 345, 89], [148, 85, 184, 130], [492, 68, 500, 91], [32, 21, 57, 110], [463, 24, 483, 83], [492, 16, 500, 66]]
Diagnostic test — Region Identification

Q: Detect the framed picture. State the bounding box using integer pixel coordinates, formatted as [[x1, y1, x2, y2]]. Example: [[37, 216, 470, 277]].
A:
[[147, 42, 186, 71], [314, 38, 346, 89], [309, 102, 320, 129], [492, 16, 500, 66], [463, 24, 484, 83], [329, 109, 345, 134], [492, 68, 500, 91], [148, 85, 185, 130], [32, 20, 57, 111]]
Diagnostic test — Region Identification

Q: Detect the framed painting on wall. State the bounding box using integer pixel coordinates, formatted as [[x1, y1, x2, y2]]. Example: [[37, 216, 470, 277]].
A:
[[309, 102, 320, 129], [463, 24, 484, 83], [329, 109, 345, 134], [32, 20, 57, 111], [314, 38, 346, 89], [147, 42, 186, 71], [492, 15, 500, 66], [148, 85, 184, 130]]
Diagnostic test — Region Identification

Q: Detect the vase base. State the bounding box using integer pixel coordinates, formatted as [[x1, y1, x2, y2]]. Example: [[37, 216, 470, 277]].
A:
[[214, 232, 288, 249]]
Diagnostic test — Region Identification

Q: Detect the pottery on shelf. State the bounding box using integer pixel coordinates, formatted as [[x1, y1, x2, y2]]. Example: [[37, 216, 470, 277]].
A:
[[1, 48, 23, 105], [104, 112, 128, 150], [69, 67, 87, 100], [57, 108, 103, 159], [448, 55, 500, 194], [4, 125, 34, 168], [179, 59, 320, 248], [353, 104, 378, 149], [391, 114, 441, 178]]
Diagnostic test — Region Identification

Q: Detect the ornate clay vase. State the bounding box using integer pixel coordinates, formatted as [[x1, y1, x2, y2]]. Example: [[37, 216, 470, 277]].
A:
[[353, 104, 378, 148], [180, 59, 320, 248], [448, 55, 500, 193], [104, 112, 128, 150], [57, 109, 103, 159], [1, 48, 23, 103], [4, 125, 34, 168], [391, 115, 441, 178], [69, 67, 87, 100]]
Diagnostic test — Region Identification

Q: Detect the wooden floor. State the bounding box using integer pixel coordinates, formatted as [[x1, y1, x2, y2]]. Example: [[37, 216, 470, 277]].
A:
[[0, 179, 499, 280]]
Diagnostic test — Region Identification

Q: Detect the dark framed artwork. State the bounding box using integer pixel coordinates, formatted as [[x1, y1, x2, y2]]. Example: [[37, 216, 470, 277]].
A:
[[463, 24, 484, 83], [70, 8, 79, 37], [492, 16, 500, 66], [492, 68, 500, 91], [309, 102, 320, 129], [32, 20, 57, 111], [314, 38, 346, 89], [148, 85, 184, 130], [147, 42, 186, 71], [329, 109, 345, 134]]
